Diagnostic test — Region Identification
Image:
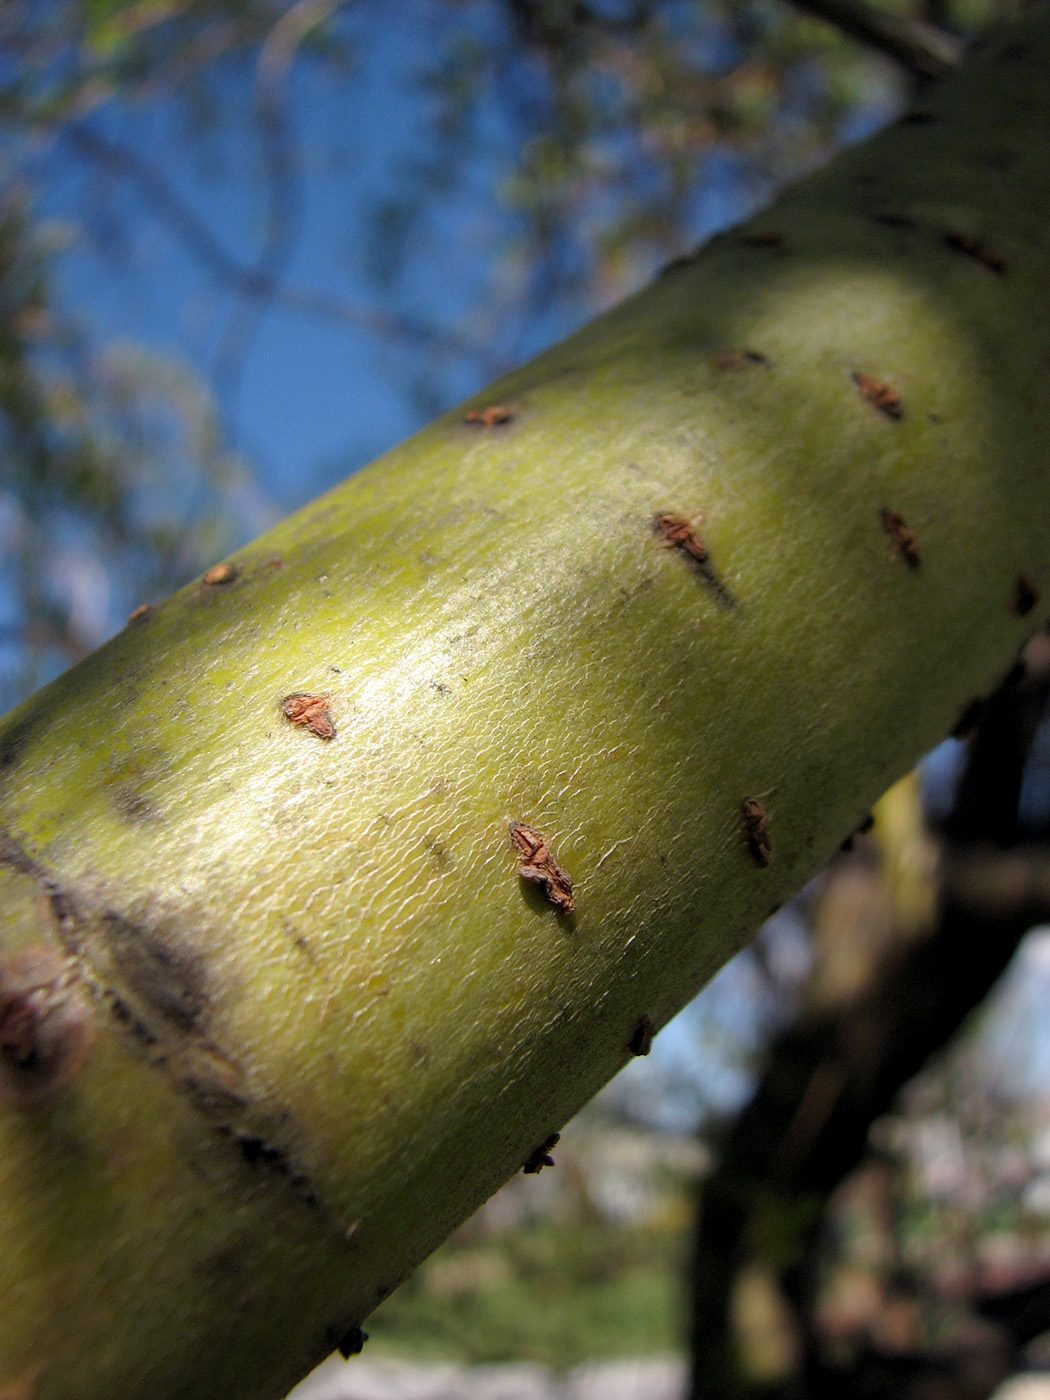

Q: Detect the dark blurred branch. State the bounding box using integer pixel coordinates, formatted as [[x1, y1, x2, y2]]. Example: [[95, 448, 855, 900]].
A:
[[62, 123, 490, 364], [506, 0, 961, 79], [0, 619, 90, 661], [256, 0, 348, 85], [689, 639, 1050, 1400], [209, 2, 330, 421], [690, 895, 1040, 1399], [505, 0, 655, 48], [977, 1274, 1050, 1349], [941, 633, 1050, 847], [778, 0, 964, 78]]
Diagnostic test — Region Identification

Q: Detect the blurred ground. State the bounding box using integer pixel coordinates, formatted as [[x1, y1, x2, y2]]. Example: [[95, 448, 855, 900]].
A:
[[289, 1356, 1050, 1400], [355, 1125, 704, 1368], [289, 1355, 684, 1400]]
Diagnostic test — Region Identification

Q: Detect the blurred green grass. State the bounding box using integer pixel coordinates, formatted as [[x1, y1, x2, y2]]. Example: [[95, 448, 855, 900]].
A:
[[365, 1125, 701, 1368]]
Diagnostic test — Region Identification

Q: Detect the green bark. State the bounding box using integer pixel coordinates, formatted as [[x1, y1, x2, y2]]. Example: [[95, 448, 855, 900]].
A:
[[1, 14, 1049, 1398]]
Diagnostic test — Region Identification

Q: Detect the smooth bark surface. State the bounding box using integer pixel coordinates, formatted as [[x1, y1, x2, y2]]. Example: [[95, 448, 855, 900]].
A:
[[1, 13, 1050, 1398]]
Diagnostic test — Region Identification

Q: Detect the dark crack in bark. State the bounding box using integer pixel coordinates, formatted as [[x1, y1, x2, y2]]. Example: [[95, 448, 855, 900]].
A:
[[0, 825, 334, 1219]]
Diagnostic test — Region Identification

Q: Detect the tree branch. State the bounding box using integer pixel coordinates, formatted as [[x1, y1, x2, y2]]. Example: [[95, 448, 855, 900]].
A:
[[504, 0, 656, 48], [780, 0, 965, 79], [689, 646, 1050, 1400], [207, 13, 307, 429], [63, 123, 492, 365], [1, 13, 1049, 1397]]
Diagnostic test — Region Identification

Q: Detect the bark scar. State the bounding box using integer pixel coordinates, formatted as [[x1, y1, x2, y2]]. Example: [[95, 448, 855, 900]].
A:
[[852, 372, 902, 420], [203, 563, 238, 586], [464, 405, 513, 427], [880, 508, 921, 568], [0, 826, 333, 1216], [741, 798, 772, 867], [523, 1131, 560, 1174], [281, 694, 336, 740], [0, 945, 95, 1105], [943, 231, 1005, 274], [654, 514, 735, 609], [509, 822, 575, 913], [712, 349, 768, 372], [1011, 573, 1039, 617], [329, 1324, 368, 1359], [629, 1015, 654, 1056]]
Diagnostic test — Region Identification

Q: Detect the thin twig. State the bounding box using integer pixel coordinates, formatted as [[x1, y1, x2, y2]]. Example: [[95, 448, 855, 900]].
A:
[[212, 1, 352, 419], [209, 3, 312, 426], [63, 122, 491, 363], [256, 0, 347, 92]]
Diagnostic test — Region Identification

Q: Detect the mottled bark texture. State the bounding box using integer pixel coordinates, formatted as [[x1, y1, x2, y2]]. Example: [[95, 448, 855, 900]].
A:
[[1, 11, 1050, 1398]]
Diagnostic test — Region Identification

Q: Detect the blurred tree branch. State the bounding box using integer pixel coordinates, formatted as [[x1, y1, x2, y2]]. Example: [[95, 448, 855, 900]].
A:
[[690, 635, 1050, 1400], [779, 0, 965, 79], [62, 123, 493, 367]]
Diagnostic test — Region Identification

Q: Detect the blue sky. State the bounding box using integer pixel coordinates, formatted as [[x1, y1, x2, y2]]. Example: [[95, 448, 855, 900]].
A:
[[39, 2, 899, 516]]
